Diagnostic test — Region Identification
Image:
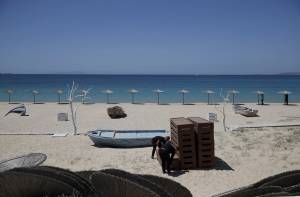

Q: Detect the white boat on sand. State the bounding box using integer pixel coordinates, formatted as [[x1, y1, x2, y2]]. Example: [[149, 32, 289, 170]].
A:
[[87, 130, 168, 148]]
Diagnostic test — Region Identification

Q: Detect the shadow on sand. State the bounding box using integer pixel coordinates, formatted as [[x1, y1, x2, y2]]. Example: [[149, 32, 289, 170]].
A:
[[168, 157, 233, 177]]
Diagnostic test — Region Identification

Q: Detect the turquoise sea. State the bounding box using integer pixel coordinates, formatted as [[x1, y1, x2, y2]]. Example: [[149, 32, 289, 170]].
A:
[[0, 74, 299, 103]]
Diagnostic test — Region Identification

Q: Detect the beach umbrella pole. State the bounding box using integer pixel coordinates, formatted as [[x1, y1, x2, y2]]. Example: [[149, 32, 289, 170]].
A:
[[131, 93, 134, 104], [157, 93, 160, 104], [207, 94, 210, 105], [106, 94, 109, 104], [57, 94, 61, 104], [8, 94, 11, 104], [182, 93, 185, 104]]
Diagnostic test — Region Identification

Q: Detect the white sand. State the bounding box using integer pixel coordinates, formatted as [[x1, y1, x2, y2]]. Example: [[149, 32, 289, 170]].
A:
[[0, 102, 300, 196]]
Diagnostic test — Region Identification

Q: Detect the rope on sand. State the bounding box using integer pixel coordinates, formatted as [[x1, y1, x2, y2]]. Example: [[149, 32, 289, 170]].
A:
[[0, 133, 54, 136], [230, 123, 300, 131]]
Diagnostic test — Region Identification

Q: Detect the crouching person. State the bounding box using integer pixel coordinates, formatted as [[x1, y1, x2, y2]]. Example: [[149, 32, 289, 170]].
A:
[[151, 136, 169, 159]]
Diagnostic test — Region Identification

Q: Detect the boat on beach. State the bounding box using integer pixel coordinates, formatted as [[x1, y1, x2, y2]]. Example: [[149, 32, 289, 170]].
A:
[[87, 130, 168, 148], [233, 105, 258, 117]]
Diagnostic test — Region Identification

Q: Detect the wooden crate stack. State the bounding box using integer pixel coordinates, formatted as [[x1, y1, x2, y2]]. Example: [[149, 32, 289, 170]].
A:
[[188, 117, 215, 168], [170, 117, 197, 169]]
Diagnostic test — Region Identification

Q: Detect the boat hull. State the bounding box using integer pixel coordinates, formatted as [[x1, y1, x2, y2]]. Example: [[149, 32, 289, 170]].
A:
[[87, 130, 168, 148]]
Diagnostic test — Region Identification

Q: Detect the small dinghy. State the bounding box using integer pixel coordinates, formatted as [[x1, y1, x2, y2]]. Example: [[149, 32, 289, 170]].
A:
[[87, 130, 168, 148], [233, 105, 258, 117], [4, 104, 27, 116]]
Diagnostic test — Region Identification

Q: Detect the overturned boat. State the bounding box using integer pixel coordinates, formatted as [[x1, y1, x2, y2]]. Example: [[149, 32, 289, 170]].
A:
[[233, 105, 258, 117], [4, 104, 27, 116], [87, 130, 168, 148]]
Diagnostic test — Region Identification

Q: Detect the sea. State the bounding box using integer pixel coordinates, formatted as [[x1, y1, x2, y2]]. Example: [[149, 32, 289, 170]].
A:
[[0, 74, 300, 103]]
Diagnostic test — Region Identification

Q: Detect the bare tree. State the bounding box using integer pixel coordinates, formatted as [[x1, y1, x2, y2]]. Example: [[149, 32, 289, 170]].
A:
[[68, 82, 79, 135], [68, 82, 92, 135], [216, 89, 230, 132]]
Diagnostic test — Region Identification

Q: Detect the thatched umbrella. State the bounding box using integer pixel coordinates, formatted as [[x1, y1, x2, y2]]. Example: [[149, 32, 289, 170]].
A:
[[179, 89, 189, 104], [56, 89, 63, 104], [228, 90, 239, 104], [153, 89, 164, 104], [203, 90, 215, 105], [128, 89, 139, 104], [254, 90, 264, 105], [277, 90, 292, 105], [5, 89, 13, 104], [102, 89, 113, 104], [32, 90, 39, 104]]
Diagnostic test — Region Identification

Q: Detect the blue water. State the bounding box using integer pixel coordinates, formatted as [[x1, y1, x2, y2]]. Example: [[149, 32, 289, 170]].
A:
[[0, 74, 300, 103]]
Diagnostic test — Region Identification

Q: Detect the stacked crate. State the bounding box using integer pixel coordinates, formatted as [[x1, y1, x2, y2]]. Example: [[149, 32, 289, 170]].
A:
[[188, 117, 215, 168], [170, 117, 197, 169]]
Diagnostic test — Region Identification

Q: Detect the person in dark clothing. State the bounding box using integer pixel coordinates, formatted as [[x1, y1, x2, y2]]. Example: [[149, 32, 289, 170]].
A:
[[158, 139, 175, 174], [284, 94, 289, 105], [261, 94, 264, 105], [151, 136, 169, 159]]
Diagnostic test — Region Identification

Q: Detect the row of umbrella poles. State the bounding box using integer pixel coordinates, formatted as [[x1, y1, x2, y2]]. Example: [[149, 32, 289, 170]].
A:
[[3, 89, 293, 105]]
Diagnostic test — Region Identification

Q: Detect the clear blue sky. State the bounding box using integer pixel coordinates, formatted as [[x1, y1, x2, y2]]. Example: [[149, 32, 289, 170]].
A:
[[0, 0, 299, 74]]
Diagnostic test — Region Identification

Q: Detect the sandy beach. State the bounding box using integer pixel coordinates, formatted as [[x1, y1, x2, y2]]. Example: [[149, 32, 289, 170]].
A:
[[0, 102, 300, 197]]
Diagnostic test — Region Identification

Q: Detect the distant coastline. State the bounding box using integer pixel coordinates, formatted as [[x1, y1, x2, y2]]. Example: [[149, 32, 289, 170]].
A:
[[1, 73, 300, 76]]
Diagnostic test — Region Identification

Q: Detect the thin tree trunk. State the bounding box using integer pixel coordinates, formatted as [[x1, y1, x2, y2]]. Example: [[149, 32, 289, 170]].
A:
[[70, 101, 77, 135]]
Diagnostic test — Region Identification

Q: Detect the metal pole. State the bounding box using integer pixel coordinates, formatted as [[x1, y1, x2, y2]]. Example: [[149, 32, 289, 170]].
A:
[[157, 93, 160, 104], [131, 93, 134, 104], [207, 94, 210, 105]]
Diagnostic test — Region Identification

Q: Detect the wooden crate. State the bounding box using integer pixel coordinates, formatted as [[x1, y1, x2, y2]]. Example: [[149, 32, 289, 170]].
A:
[[188, 117, 215, 168], [170, 117, 197, 169]]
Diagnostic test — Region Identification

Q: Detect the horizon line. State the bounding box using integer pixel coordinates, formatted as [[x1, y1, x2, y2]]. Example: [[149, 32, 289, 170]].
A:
[[1, 73, 300, 76]]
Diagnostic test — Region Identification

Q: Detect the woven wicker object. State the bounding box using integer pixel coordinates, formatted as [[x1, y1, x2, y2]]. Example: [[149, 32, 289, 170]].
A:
[[0, 153, 47, 173]]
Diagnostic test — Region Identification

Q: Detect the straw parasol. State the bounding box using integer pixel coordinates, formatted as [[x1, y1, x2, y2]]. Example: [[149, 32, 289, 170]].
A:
[[128, 89, 139, 104], [102, 89, 113, 104], [153, 89, 164, 104], [203, 90, 215, 105], [277, 90, 292, 105], [179, 89, 189, 104], [56, 89, 63, 104], [5, 89, 13, 104], [254, 90, 264, 105], [228, 90, 239, 104], [32, 90, 39, 104]]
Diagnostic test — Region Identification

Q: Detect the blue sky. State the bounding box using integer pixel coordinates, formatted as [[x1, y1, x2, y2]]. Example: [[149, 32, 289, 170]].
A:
[[0, 0, 299, 74]]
